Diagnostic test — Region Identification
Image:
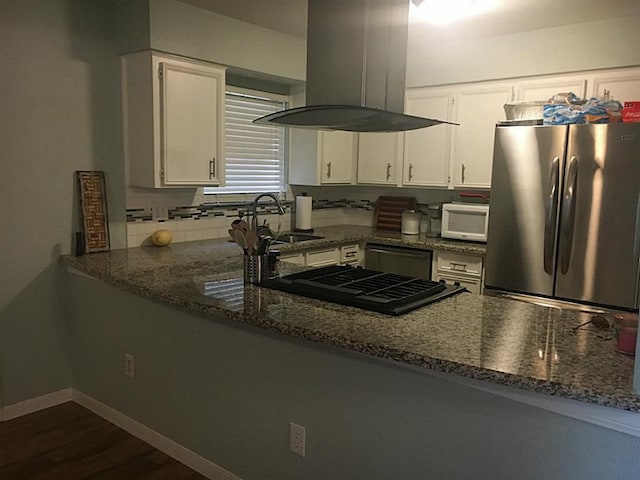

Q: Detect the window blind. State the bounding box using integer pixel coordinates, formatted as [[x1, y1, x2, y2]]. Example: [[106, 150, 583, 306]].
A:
[[206, 90, 287, 194]]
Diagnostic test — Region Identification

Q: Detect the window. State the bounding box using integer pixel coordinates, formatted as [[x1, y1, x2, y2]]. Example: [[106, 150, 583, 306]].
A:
[[204, 88, 288, 194]]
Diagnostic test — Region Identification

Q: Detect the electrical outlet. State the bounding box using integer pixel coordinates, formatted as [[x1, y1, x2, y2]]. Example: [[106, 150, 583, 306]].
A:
[[289, 422, 306, 458], [125, 353, 135, 378]]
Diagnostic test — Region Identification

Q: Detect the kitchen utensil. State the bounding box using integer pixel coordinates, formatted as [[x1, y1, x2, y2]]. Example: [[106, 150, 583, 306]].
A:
[[232, 229, 248, 252], [228, 228, 235, 240], [231, 219, 248, 232], [572, 314, 612, 332], [244, 230, 257, 255], [257, 236, 271, 255]]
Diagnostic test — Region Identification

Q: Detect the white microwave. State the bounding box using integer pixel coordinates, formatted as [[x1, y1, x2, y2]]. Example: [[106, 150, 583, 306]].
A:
[[441, 203, 490, 242]]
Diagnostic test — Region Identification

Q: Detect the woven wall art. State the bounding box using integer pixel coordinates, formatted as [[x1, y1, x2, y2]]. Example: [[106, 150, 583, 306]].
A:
[[77, 171, 110, 253]]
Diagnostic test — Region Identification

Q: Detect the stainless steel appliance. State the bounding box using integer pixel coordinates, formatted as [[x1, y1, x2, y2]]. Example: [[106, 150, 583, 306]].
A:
[[365, 243, 432, 279], [485, 123, 640, 311], [262, 265, 465, 315], [441, 203, 490, 243], [254, 0, 452, 132]]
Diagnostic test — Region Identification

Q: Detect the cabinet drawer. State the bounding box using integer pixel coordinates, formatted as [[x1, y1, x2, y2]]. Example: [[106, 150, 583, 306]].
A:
[[340, 244, 360, 264], [306, 248, 339, 267], [280, 253, 305, 266], [436, 272, 482, 295], [437, 252, 483, 276]]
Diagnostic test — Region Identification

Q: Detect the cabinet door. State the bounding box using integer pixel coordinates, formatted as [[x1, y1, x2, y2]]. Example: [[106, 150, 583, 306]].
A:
[[357, 132, 400, 185], [591, 69, 640, 103], [403, 90, 452, 187], [160, 61, 224, 186], [517, 76, 587, 102], [452, 84, 513, 189], [436, 272, 482, 295], [318, 131, 355, 184]]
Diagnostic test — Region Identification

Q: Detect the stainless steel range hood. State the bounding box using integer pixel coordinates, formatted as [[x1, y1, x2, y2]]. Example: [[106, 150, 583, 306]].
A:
[[254, 0, 453, 132]]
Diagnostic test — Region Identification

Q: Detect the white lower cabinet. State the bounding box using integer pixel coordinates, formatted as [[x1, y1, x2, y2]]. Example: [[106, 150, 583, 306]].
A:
[[340, 244, 360, 265], [433, 251, 484, 295], [279, 244, 361, 268], [279, 252, 305, 266], [305, 248, 340, 267], [437, 272, 483, 295]]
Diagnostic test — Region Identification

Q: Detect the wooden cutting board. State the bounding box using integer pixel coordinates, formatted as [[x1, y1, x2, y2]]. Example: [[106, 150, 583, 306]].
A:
[[373, 196, 418, 231]]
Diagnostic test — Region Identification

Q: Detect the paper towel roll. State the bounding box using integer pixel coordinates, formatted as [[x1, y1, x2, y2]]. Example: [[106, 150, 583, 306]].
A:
[[295, 195, 313, 231]]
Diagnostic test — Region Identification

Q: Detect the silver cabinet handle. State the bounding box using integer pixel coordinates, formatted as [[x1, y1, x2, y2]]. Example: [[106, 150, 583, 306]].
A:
[[451, 262, 467, 272], [386, 163, 392, 180], [209, 158, 216, 179], [408, 163, 414, 181], [559, 156, 578, 274], [543, 157, 560, 274], [461, 163, 466, 184], [326, 161, 332, 179]]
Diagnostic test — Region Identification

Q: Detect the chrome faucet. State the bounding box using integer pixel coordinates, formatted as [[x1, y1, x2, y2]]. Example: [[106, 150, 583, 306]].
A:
[[252, 192, 285, 232]]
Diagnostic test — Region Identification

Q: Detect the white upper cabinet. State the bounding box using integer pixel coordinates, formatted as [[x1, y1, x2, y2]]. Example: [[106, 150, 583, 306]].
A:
[[403, 89, 453, 187], [516, 75, 587, 102], [289, 129, 356, 185], [318, 131, 356, 184], [288, 86, 356, 186], [357, 132, 402, 185], [451, 83, 513, 189], [123, 51, 226, 188], [590, 68, 640, 103]]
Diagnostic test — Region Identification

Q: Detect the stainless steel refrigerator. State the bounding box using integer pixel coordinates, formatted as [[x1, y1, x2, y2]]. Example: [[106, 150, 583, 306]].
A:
[[484, 123, 640, 311]]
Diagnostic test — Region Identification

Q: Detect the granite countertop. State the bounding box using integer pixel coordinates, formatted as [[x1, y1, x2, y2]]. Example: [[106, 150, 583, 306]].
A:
[[61, 226, 640, 412], [270, 225, 487, 256]]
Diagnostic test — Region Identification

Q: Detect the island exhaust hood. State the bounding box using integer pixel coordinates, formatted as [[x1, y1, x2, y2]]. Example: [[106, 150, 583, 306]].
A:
[[254, 0, 453, 132]]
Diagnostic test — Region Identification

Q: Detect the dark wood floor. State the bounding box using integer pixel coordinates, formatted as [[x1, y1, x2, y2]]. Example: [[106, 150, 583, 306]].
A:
[[0, 401, 208, 479]]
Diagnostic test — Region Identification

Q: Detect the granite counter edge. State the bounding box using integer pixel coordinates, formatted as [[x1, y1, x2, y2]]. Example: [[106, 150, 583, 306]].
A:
[[62, 257, 640, 412]]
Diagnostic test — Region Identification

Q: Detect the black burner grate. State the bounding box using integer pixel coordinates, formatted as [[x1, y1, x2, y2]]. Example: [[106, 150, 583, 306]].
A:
[[262, 265, 466, 315]]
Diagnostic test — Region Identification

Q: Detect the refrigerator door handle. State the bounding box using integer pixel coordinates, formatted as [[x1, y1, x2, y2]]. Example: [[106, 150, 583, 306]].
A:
[[634, 194, 640, 266], [543, 157, 560, 274], [560, 155, 578, 274]]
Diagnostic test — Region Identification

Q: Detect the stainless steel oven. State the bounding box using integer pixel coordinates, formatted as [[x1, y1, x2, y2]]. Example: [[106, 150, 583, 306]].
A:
[[364, 243, 432, 280]]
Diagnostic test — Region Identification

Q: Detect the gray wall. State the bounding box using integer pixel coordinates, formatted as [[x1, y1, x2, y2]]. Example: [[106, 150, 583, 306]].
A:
[[148, 0, 306, 84], [67, 274, 640, 480], [0, 0, 126, 405], [406, 15, 640, 87]]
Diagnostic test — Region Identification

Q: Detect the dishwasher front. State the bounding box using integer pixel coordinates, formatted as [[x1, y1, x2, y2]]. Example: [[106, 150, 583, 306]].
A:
[[364, 243, 433, 280]]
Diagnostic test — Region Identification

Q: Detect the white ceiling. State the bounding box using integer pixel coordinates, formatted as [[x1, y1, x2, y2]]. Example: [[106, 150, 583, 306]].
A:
[[178, 0, 639, 40]]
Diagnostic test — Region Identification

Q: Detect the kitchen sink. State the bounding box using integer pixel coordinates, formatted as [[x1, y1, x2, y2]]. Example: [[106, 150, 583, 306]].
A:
[[271, 233, 324, 244]]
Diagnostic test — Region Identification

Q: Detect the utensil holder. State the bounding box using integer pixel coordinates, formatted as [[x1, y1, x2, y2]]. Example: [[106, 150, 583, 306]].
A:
[[244, 254, 268, 284]]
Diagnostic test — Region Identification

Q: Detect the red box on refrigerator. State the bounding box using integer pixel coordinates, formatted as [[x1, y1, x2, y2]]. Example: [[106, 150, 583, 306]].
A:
[[622, 101, 640, 123]]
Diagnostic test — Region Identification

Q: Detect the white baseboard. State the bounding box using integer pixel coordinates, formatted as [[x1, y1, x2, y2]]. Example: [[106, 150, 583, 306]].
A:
[[72, 390, 241, 480], [0, 388, 72, 421]]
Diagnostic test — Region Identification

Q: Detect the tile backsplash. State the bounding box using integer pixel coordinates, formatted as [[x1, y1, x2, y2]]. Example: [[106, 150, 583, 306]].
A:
[[125, 185, 488, 247], [126, 197, 374, 247]]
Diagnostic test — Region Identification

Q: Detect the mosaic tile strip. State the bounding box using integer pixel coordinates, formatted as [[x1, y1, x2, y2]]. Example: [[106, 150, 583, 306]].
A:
[[126, 201, 293, 223], [125, 198, 382, 223]]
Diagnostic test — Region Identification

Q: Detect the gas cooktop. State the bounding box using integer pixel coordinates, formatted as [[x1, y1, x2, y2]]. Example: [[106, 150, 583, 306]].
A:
[[262, 265, 466, 315]]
